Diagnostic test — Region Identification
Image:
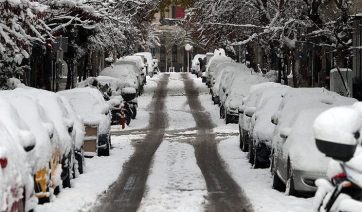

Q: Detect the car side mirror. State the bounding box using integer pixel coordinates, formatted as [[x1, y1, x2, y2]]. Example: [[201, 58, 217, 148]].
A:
[[238, 108, 244, 114], [280, 128, 291, 139], [245, 107, 256, 118]]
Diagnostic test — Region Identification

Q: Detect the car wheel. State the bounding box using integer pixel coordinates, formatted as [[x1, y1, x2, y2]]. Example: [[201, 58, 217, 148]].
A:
[[212, 95, 215, 102], [286, 160, 298, 196], [131, 106, 137, 119], [220, 106, 225, 119], [271, 155, 286, 192], [239, 127, 243, 149], [242, 131, 248, 152], [63, 163, 71, 189], [248, 141, 254, 164], [225, 114, 231, 124], [75, 152, 83, 174], [125, 111, 131, 126], [98, 141, 110, 157], [253, 147, 261, 168], [53, 186, 60, 196]]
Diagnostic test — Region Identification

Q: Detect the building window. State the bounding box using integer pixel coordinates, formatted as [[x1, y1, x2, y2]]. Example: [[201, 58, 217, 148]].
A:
[[172, 6, 176, 19], [172, 45, 177, 62]]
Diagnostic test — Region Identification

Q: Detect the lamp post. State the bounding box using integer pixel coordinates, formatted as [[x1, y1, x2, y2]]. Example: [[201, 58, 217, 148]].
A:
[[185, 44, 193, 72]]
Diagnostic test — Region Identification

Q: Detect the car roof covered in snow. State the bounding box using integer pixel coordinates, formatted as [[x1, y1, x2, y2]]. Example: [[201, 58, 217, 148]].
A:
[[100, 64, 139, 90], [58, 87, 111, 135]]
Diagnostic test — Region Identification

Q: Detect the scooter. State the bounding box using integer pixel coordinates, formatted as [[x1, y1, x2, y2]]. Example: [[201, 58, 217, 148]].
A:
[[313, 106, 362, 212]]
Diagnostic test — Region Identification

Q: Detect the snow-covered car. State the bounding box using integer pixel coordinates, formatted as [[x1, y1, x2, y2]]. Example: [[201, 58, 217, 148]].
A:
[[238, 82, 289, 153], [0, 97, 37, 212], [191, 54, 206, 75], [60, 96, 85, 176], [205, 55, 234, 87], [58, 87, 111, 157], [17, 88, 77, 193], [134, 52, 155, 77], [220, 67, 269, 124], [213, 65, 243, 105], [246, 85, 290, 168], [77, 76, 131, 98], [0, 90, 61, 203], [210, 62, 242, 103], [271, 88, 357, 196], [99, 64, 140, 95], [116, 55, 146, 88]]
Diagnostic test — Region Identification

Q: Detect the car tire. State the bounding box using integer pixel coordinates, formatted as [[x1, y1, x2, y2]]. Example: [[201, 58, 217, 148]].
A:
[[242, 132, 248, 152], [271, 155, 286, 192], [220, 106, 225, 119], [53, 186, 60, 196], [225, 114, 231, 124], [248, 142, 254, 164], [98, 141, 110, 157], [125, 111, 131, 126], [239, 126, 243, 149], [63, 164, 71, 189], [286, 160, 298, 196], [131, 106, 137, 119], [75, 152, 83, 174], [253, 147, 261, 168]]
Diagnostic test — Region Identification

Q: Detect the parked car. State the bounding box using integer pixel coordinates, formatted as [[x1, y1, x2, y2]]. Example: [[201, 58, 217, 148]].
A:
[[77, 76, 131, 97], [238, 82, 288, 153], [0, 90, 60, 203], [116, 55, 146, 89], [0, 97, 36, 212], [191, 54, 206, 75], [205, 55, 234, 87], [59, 87, 111, 157], [99, 64, 140, 95], [19, 88, 77, 193], [220, 67, 269, 124], [270, 88, 357, 196], [210, 62, 242, 103], [59, 96, 85, 176], [245, 85, 290, 168], [134, 52, 155, 77], [213, 64, 243, 105]]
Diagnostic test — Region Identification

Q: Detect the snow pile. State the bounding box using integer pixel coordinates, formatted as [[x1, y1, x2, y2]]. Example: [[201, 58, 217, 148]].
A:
[[58, 87, 111, 135], [138, 141, 207, 212], [205, 55, 234, 78]]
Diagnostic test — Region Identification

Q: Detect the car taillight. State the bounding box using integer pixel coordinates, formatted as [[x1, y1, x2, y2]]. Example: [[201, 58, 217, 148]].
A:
[[333, 172, 346, 179], [0, 158, 7, 169]]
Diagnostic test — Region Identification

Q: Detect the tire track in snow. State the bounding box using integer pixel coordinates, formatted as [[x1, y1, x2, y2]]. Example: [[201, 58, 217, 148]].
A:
[[92, 74, 169, 212], [182, 74, 253, 212]]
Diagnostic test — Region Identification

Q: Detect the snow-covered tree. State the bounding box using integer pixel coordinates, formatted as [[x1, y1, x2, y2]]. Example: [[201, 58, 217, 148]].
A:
[[0, 0, 50, 88]]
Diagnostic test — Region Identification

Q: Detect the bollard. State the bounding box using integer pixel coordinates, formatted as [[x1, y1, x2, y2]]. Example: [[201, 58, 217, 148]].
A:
[[121, 105, 125, 129]]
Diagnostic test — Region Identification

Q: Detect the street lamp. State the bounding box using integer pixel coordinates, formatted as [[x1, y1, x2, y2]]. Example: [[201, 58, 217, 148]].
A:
[[185, 44, 193, 72]]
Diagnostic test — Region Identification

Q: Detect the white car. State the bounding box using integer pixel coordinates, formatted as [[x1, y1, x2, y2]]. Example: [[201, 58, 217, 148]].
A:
[[116, 56, 146, 87], [271, 88, 357, 196], [59, 87, 111, 157], [100, 64, 140, 95], [0, 97, 36, 212], [77, 76, 131, 97], [134, 52, 155, 77], [205, 55, 234, 87]]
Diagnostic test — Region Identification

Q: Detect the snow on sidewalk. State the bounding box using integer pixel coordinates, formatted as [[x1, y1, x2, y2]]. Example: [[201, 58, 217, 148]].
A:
[[138, 141, 207, 212], [218, 137, 313, 212], [36, 135, 136, 212]]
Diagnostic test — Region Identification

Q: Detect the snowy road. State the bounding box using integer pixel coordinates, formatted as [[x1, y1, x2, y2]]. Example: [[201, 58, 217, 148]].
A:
[[37, 72, 313, 212]]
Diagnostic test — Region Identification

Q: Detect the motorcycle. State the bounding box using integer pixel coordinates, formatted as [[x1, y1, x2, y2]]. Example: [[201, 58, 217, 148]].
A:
[[313, 106, 362, 212]]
